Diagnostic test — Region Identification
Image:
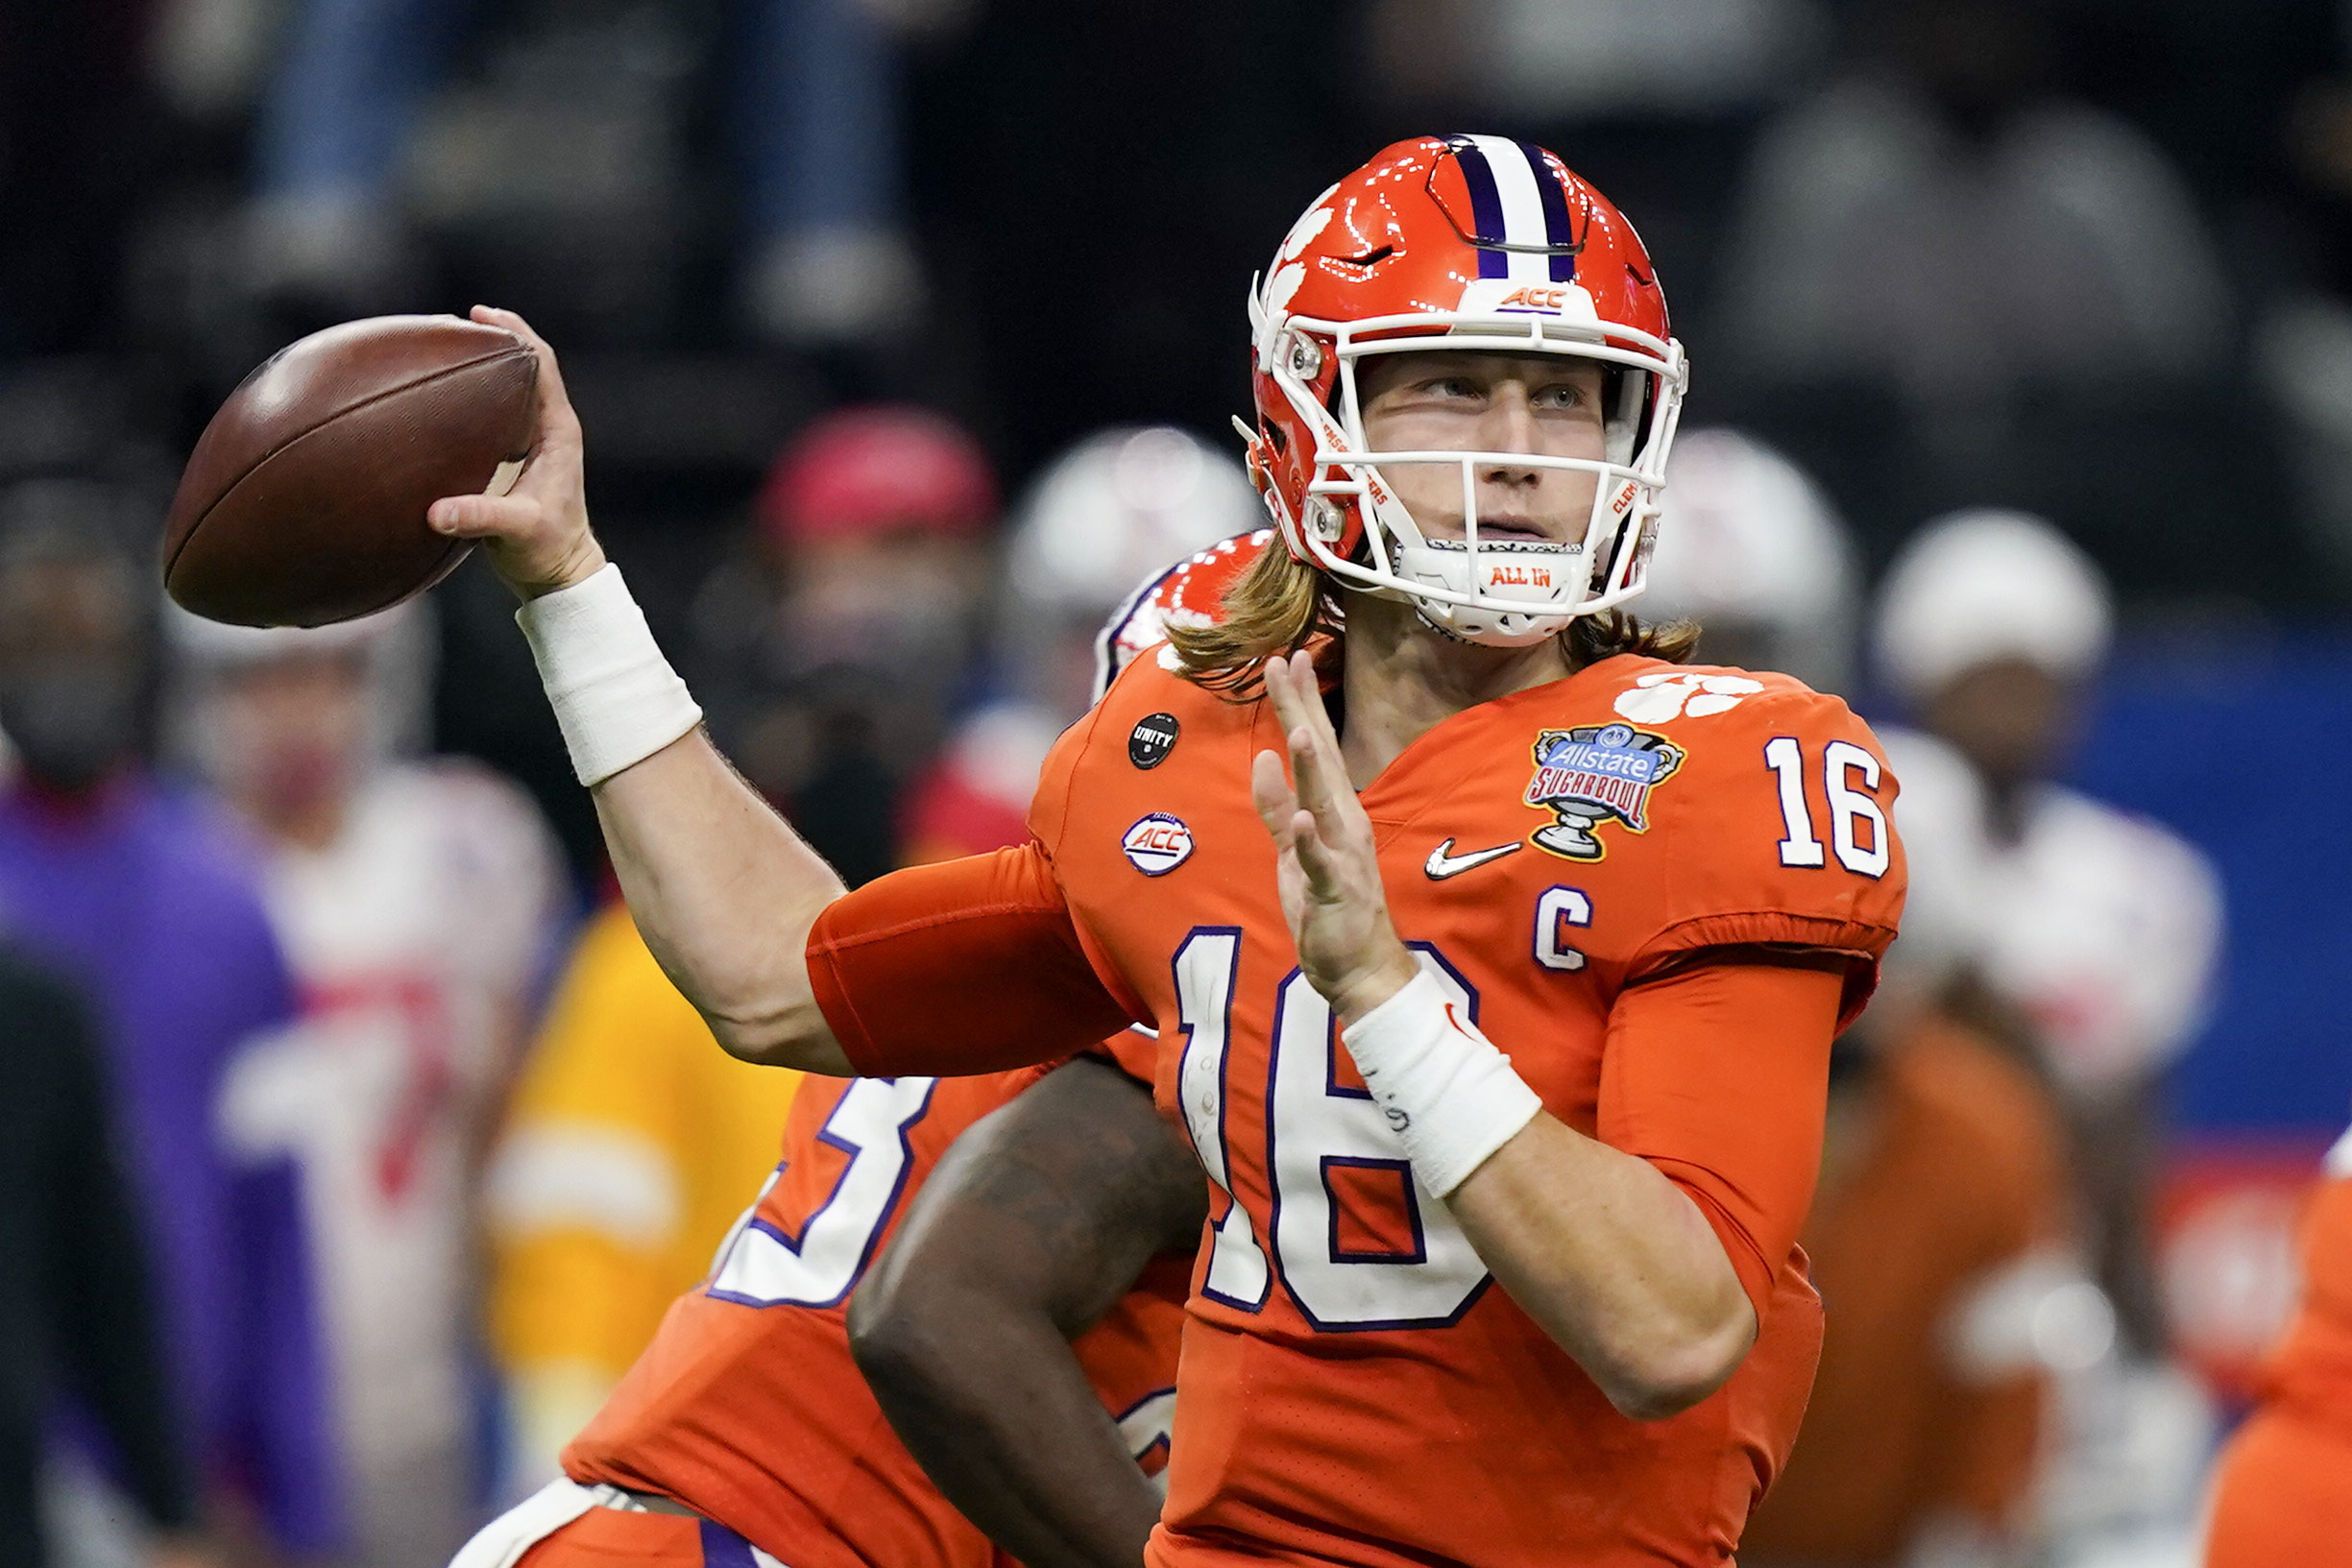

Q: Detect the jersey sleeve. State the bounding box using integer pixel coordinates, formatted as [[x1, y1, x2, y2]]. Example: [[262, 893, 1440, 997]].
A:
[[807, 843, 1145, 1077], [1633, 682, 1907, 1029], [1596, 957, 1846, 1322]]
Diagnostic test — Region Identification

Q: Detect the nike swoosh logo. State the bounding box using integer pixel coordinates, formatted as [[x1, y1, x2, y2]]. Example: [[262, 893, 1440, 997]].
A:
[[1424, 838, 1522, 880]]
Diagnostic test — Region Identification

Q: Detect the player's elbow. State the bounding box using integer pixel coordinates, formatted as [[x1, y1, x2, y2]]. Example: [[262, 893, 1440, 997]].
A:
[[1593, 1300, 1758, 1422], [846, 1284, 961, 1421], [703, 995, 851, 1074]]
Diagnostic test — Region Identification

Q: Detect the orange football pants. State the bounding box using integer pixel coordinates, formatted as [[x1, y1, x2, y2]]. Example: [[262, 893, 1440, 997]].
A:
[[518, 1505, 772, 1566], [2204, 1407, 2352, 1567]]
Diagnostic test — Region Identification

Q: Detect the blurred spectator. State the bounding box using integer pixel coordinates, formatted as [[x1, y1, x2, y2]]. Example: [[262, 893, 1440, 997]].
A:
[[1718, 0, 2227, 412], [689, 405, 997, 884], [2201, 1114, 2352, 1568], [902, 424, 1262, 862], [247, 0, 927, 345], [484, 905, 803, 1497], [0, 0, 164, 353], [0, 942, 217, 1568], [1638, 426, 1857, 692], [1873, 509, 2224, 1554], [1364, 0, 1825, 120], [1710, 0, 2264, 588], [0, 481, 341, 1559], [2255, 18, 2352, 595], [164, 604, 568, 1568]]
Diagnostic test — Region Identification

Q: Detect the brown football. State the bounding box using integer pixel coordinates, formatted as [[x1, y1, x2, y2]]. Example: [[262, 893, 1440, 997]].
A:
[[164, 315, 539, 626]]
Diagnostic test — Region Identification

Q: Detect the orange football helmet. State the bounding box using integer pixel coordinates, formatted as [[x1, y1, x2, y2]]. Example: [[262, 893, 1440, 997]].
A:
[[1241, 134, 1686, 645]]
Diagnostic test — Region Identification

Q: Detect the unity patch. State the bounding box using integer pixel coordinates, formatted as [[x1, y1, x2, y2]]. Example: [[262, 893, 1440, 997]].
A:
[[1130, 712, 1179, 769]]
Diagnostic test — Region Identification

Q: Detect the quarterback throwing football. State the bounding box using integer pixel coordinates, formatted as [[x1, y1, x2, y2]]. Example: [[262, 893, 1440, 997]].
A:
[[431, 136, 1907, 1566]]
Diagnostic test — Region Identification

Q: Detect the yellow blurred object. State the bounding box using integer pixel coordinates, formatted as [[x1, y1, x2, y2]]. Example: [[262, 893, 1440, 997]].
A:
[[486, 903, 803, 1491]]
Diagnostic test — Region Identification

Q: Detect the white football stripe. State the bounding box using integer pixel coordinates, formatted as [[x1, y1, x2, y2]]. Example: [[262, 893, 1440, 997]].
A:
[[1465, 133, 1550, 281]]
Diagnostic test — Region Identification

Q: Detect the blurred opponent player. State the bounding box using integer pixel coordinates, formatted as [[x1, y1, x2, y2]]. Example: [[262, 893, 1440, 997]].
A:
[[168, 605, 568, 1568], [2201, 1116, 2352, 1567], [901, 424, 1264, 863], [0, 486, 338, 1561], [1873, 513, 2223, 1546], [1640, 437, 2082, 1564], [1634, 426, 1857, 693], [429, 134, 1908, 1565], [447, 553, 1260, 1567]]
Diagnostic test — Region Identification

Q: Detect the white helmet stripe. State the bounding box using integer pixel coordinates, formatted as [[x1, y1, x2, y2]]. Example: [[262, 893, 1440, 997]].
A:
[[1461, 133, 1554, 282]]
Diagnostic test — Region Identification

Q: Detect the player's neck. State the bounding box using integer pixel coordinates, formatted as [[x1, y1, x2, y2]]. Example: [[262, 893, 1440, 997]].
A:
[[1336, 595, 1576, 787]]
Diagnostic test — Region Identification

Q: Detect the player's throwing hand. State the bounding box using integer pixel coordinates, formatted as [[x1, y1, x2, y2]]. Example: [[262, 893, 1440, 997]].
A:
[[426, 305, 608, 600], [1251, 650, 1420, 1027]]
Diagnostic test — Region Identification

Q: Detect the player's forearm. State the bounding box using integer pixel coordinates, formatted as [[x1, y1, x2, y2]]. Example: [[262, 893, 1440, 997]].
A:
[[1333, 969, 1757, 1417], [852, 1059, 1201, 1566], [856, 1293, 1162, 1568], [591, 731, 852, 1073], [1448, 1114, 1757, 1420]]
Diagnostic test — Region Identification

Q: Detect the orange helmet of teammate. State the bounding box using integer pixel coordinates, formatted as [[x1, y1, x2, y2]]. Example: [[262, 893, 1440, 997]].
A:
[[1242, 134, 1686, 646]]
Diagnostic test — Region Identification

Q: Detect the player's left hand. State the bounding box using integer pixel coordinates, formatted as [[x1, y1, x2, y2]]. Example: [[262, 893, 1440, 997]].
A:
[[1253, 651, 1420, 1025]]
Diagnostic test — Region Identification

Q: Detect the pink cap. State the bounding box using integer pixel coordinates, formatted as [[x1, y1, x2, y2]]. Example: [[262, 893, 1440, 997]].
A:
[[759, 406, 998, 546]]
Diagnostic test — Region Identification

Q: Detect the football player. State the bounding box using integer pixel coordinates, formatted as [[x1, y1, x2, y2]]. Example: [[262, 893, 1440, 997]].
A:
[[902, 424, 1265, 864], [166, 602, 570, 1568], [431, 135, 1907, 1564], [1636, 426, 1857, 694], [447, 560, 1247, 1568]]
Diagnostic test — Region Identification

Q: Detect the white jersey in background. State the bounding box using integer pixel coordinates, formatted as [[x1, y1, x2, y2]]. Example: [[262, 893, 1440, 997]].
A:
[[1882, 728, 2221, 1102], [220, 760, 566, 1568]]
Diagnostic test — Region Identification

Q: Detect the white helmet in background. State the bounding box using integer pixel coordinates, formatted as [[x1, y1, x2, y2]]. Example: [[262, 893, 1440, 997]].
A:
[[1873, 508, 2113, 704], [162, 599, 436, 781], [1000, 425, 1263, 714], [1639, 427, 1858, 691]]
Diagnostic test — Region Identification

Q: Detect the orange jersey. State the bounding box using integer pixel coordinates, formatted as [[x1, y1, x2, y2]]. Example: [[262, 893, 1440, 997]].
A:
[[2261, 1131, 2352, 1433], [2205, 1129, 2352, 1567], [1741, 1021, 2067, 1563], [1006, 652, 1904, 1567], [561, 1042, 1186, 1568]]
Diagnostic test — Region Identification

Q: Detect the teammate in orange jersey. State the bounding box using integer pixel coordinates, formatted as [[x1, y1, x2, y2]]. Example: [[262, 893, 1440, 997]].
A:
[[447, 566, 1235, 1568], [450, 1045, 1201, 1568], [432, 134, 1906, 1565], [2202, 1118, 2352, 1567]]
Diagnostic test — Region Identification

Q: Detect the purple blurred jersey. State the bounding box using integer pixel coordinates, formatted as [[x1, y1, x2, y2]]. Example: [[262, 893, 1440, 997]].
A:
[[0, 775, 344, 1554]]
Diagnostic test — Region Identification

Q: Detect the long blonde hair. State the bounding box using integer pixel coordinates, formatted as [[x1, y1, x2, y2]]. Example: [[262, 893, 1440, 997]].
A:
[[1166, 544, 1700, 698]]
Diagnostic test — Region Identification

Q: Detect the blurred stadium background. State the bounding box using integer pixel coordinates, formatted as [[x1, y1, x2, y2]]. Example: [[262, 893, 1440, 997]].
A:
[[2, 0, 2349, 1564]]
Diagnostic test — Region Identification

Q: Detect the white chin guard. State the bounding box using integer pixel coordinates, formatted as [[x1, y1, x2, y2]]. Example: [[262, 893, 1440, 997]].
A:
[[1394, 539, 1585, 647]]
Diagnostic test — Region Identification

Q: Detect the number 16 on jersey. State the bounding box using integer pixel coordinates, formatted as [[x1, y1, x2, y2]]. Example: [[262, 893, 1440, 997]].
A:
[[1173, 930, 1492, 1332]]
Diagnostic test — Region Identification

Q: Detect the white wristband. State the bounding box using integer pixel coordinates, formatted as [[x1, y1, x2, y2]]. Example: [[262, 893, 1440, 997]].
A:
[[515, 564, 703, 787], [1340, 969, 1543, 1198]]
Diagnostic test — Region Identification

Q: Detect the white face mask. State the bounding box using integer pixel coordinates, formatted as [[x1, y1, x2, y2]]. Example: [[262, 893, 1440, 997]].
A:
[[1255, 311, 1686, 649]]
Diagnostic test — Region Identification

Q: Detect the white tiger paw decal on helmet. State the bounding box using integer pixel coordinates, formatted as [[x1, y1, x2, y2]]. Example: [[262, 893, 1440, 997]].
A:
[[1612, 671, 1764, 724]]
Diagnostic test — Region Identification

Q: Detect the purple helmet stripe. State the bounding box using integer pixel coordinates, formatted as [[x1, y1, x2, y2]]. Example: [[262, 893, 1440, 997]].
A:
[[1518, 141, 1580, 283], [1447, 136, 1511, 279]]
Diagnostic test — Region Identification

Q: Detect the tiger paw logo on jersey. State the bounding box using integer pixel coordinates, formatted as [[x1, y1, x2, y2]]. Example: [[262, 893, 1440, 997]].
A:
[[1523, 723, 1685, 860]]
